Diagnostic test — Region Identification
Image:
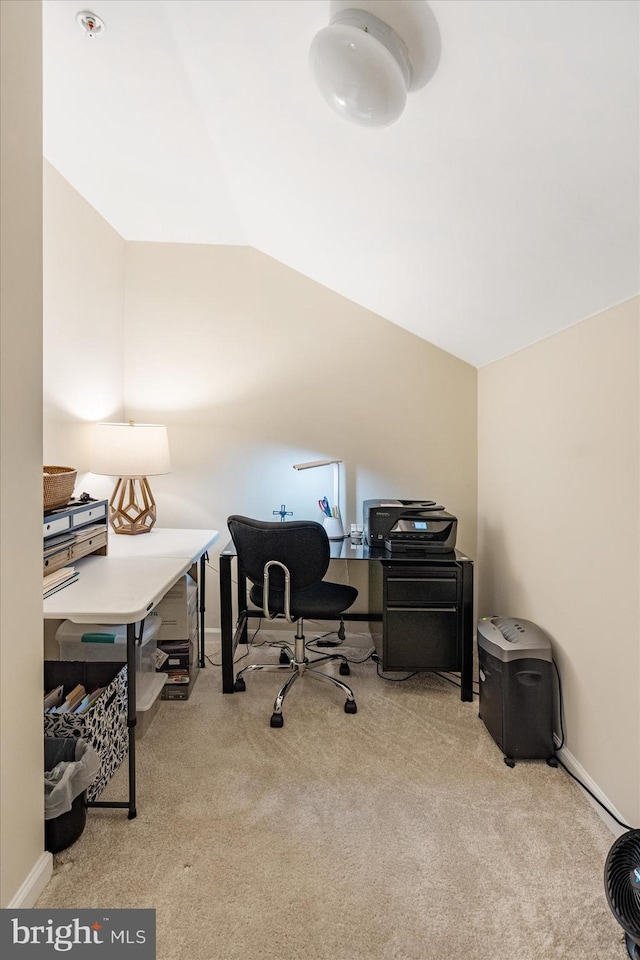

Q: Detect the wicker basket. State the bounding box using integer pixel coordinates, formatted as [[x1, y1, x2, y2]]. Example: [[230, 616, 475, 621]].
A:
[[43, 466, 77, 511]]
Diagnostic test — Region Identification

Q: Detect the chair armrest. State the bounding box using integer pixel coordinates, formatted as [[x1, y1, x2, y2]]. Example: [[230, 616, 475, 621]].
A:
[[263, 560, 292, 622]]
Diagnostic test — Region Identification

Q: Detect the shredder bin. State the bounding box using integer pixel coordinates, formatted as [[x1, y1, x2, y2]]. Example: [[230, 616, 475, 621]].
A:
[[44, 737, 100, 853], [477, 617, 555, 766]]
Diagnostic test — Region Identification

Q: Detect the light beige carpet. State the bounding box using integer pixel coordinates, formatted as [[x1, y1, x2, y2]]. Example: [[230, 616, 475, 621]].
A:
[[37, 635, 626, 960]]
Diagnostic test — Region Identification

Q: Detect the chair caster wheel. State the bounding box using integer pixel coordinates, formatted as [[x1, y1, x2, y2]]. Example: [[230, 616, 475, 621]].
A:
[[279, 650, 289, 664], [504, 757, 515, 768], [339, 662, 350, 675], [344, 700, 357, 714], [547, 756, 558, 767], [233, 678, 246, 692], [270, 713, 284, 728]]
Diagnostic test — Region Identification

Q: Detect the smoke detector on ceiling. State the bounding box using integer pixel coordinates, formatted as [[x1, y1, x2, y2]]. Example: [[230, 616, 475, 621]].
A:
[[76, 11, 105, 38]]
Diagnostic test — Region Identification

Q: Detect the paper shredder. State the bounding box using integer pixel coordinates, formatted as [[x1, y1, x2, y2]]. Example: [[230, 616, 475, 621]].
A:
[[477, 617, 556, 767]]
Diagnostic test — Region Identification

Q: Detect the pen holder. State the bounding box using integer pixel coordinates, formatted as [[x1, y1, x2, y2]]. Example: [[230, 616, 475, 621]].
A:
[[323, 516, 345, 541]]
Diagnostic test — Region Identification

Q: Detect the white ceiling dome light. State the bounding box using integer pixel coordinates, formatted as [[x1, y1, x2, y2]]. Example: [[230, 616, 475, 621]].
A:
[[309, 8, 413, 128]]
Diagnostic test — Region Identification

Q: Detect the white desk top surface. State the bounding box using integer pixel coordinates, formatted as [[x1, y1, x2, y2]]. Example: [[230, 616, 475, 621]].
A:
[[43, 528, 219, 624], [43, 555, 191, 623], [106, 528, 219, 560]]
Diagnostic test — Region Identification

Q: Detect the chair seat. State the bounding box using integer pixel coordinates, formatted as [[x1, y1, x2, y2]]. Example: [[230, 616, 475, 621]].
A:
[[250, 580, 358, 620]]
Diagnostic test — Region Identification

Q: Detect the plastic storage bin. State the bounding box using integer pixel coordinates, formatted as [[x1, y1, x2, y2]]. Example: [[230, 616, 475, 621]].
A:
[[135, 672, 166, 738], [55, 620, 165, 738], [56, 618, 160, 669]]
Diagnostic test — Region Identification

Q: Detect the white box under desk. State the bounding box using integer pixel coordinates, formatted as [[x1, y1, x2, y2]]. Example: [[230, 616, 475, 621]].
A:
[[108, 527, 219, 666]]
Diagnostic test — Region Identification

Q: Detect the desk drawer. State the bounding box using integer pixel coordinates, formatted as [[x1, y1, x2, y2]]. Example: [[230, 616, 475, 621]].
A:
[[384, 608, 459, 671], [43, 515, 70, 538], [386, 574, 458, 605], [43, 546, 73, 576], [72, 529, 108, 562], [72, 503, 107, 527]]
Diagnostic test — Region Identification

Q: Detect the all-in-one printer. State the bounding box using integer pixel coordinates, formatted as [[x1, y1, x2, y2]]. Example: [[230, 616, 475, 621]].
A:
[[363, 499, 458, 553]]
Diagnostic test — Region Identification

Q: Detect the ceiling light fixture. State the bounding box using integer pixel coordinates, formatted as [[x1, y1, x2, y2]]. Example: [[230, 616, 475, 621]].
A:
[[309, 8, 413, 128], [76, 10, 105, 38]]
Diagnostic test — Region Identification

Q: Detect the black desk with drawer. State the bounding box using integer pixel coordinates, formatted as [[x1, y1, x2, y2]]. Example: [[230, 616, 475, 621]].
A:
[[218, 540, 474, 701]]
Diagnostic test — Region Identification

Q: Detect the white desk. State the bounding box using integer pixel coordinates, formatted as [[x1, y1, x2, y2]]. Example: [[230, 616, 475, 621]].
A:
[[43, 528, 219, 818], [106, 528, 219, 562], [43, 555, 190, 623], [107, 528, 219, 668]]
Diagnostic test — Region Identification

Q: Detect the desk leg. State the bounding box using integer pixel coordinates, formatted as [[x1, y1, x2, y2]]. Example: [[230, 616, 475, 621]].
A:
[[199, 552, 207, 668], [460, 561, 474, 702], [126, 621, 138, 818], [220, 553, 235, 693], [236, 568, 248, 645]]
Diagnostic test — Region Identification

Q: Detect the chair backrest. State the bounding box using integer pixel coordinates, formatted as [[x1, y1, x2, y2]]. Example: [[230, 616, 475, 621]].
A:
[[227, 516, 330, 593]]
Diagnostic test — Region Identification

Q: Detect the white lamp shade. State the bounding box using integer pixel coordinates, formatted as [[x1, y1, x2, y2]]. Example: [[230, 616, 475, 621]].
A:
[[309, 10, 412, 128], [91, 422, 171, 477]]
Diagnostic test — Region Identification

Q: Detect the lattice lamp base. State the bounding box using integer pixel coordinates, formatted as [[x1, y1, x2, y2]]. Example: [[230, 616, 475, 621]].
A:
[[109, 477, 157, 535]]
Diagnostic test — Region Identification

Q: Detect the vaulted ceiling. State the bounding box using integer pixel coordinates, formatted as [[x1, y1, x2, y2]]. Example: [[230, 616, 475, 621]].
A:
[[43, 0, 639, 366]]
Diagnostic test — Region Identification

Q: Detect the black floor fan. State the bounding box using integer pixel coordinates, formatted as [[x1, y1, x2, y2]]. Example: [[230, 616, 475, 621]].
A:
[[605, 829, 640, 958]]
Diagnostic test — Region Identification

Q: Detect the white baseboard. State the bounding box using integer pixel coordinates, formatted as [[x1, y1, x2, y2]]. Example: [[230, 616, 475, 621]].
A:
[[554, 736, 629, 838], [6, 852, 53, 908]]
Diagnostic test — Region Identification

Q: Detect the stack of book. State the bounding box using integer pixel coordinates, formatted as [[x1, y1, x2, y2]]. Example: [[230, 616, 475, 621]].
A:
[[43, 530, 74, 562], [157, 639, 191, 687], [44, 682, 106, 715], [163, 667, 190, 685], [43, 566, 78, 598]]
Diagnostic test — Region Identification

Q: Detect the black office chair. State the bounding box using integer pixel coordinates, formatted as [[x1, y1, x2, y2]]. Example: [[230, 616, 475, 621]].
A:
[[227, 516, 359, 727]]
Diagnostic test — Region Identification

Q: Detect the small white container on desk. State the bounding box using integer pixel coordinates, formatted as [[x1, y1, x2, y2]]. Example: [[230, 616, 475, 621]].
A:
[[323, 516, 345, 541]]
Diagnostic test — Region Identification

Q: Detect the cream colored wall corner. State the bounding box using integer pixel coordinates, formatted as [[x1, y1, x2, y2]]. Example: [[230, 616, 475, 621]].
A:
[[40, 169, 477, 632], [0, 0, 50, 908], [43, 160, 126, 485], [122, 242, 478, 623], [478, 298, 640, 827], [42, 164, 126, 662]]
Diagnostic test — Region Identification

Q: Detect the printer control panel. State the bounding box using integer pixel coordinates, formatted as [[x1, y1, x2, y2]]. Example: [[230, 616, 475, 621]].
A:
[[391, 519, 450, 540]]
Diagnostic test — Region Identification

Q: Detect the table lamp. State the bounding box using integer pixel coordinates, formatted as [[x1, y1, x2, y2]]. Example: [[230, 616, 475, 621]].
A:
[[293, 459, 345, 540], [91, 421, 171, 535]]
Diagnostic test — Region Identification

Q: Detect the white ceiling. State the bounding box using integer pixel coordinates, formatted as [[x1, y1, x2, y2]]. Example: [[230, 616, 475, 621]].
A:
[[43, 0, 639, 367]]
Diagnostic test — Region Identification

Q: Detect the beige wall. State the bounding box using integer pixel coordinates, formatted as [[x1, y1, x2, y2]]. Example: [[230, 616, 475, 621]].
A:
[[0, 0, 47, 907], [122, 242, 478, 621], [43, 161, 126, 479], [40, 178, 477, 630], [42, 165, 126, 660], [478, 299, 640, 826]]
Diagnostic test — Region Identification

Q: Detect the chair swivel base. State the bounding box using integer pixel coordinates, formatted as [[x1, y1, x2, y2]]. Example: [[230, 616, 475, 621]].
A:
[[234, 649, 357, 728]]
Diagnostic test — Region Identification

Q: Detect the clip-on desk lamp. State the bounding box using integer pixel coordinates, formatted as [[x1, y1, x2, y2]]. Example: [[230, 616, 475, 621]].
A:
[[293, 459, 345, 540]]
